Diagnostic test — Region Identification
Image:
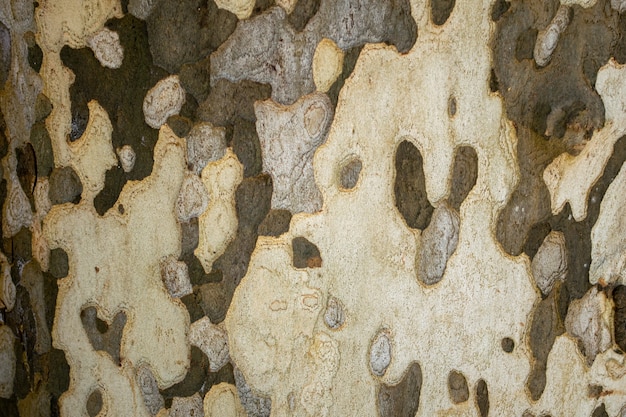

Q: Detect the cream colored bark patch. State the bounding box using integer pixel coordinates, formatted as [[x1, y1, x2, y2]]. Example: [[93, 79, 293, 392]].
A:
[[544, 59, 626, 222], [226, 0, 539, 414], [66, 100, 118, 200], [276, 0, 298, 13], [43, 126, 190, 416], [214, 0, 255, 19], [195, 149, 243, 273], [590, 149, 626, 286], [313, 38, 344, 93], [27, 0, 626, 415], [35, 0, 123, 52], [203, 383, 246, 417], [35, 0, 121, 187], [535, 335, 626, 416], [34, 1, 239, 414]]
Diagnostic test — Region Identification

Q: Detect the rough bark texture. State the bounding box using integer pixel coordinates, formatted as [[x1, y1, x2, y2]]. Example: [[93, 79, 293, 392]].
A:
[[1, 0, 626, 416]]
